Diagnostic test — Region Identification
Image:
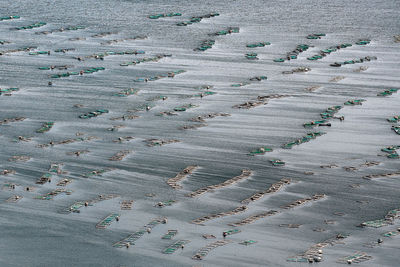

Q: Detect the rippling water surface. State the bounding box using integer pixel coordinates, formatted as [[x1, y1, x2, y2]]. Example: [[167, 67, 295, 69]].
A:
[[0, 0, 400, 266]]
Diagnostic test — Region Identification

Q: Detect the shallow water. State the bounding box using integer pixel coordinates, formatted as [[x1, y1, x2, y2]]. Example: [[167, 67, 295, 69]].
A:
[[0, 0, 400, 266]]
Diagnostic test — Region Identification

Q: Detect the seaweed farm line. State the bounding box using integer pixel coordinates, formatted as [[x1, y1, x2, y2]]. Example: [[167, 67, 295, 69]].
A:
[[0, 0, 400, 266]]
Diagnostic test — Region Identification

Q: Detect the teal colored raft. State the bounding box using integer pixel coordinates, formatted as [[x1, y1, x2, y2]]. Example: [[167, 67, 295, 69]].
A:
[[245, 52, 258, 60], [303, 119, 330, 128], [36, 122, 54, 133], [270, 159, 285, 166], [35, 188, 72, 200], [173, 103, 198, 112], [163, 240, 190, 254], [330, 56, 377, 67], [274, 44, 310, 62], [29, 51, 50, 55], [114, 88, 139, 97], [392, 126, 400, 135], [51, 67, 105, 78], [79, 109, 109, 119], [211, 27, 239, 36], [356, 39, 371, 45], [306, 33, 326, 39], [231, 82, 250, 87], [320, 105, 342, 119], [344, 99, 365, 105], [161, 230, 178, 240], [15, 21, 46, 30], [148, 12, 182, 19], [194, 39, 215, 51], [387, 115, 400, 123], [176, 12, 219, 26], [96, 213, 120, 229], [246, 42, 270, 48], [377, 88, 398, 96], [308, 43, 351, 61], [304, 105, 343, 128], [249, 147, 273, 155], [223, 229, 241, 236], [282, 132, 325, 149], [381, 146, 400, 159], [0, 87, 19, 95], [0, 15, 20, 21]]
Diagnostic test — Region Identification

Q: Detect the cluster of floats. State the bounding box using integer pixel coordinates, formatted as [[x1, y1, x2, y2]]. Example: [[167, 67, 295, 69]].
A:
[[176, 12, 219, 26], [148, 13, 182, 19], [194, 27, 239, 51], [330, 56, 377, 67]]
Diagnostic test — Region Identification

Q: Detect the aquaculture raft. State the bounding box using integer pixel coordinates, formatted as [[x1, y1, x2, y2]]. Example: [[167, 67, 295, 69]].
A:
[[145, 139, 180, 147], [306, 33, 325, 39], [282, 132, 325, 149], [79, 109, 109, 119], [381, 146, 399, 159], [241, 178, 291, 204], [344, 99, 366, 105], [186, 169, 252, 198], [113, 217, 167, 248], [36, 173, 52, 184], [377, 88, 398, 96], [229, 210, 279, 226], [0, 87, 19, 96], [82, 168, 113, 178], [35, 188, 72, 200], [281, 194, 326, 209], [166, 165, 198, 189], [114, 88, 139, 97], [223, 229, 241, 236], [288, 234, 348, 263], [192, 240, 232, 260], [0, 15, 20, 21], [163, 240, 190, 254], [176, 12, 219, 26], [36, 122, 54, 133], [270, 159, 285, 166], [154, 200, 176, 208], [239, 240, 257, 245], [246, 42, 270, 48], [96, 213, 120, 229], [387, 115, 399, 123], [308, 43, 352, 61], [355, 39, 371, 45], [148, 13, 182, 19], [330, 56, 377, 67], [51, 67, 105, 78], [15, 22, 46, 30], [361, 208, 400, 228], [337, 252, 372, 264], [162, 230, 178, 240], [6, 195, 23, 203], [63, 194, 118, 213], [191, 206, 248, 225], [120, 200, 134, 210], [392, 126, 400, 135]]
